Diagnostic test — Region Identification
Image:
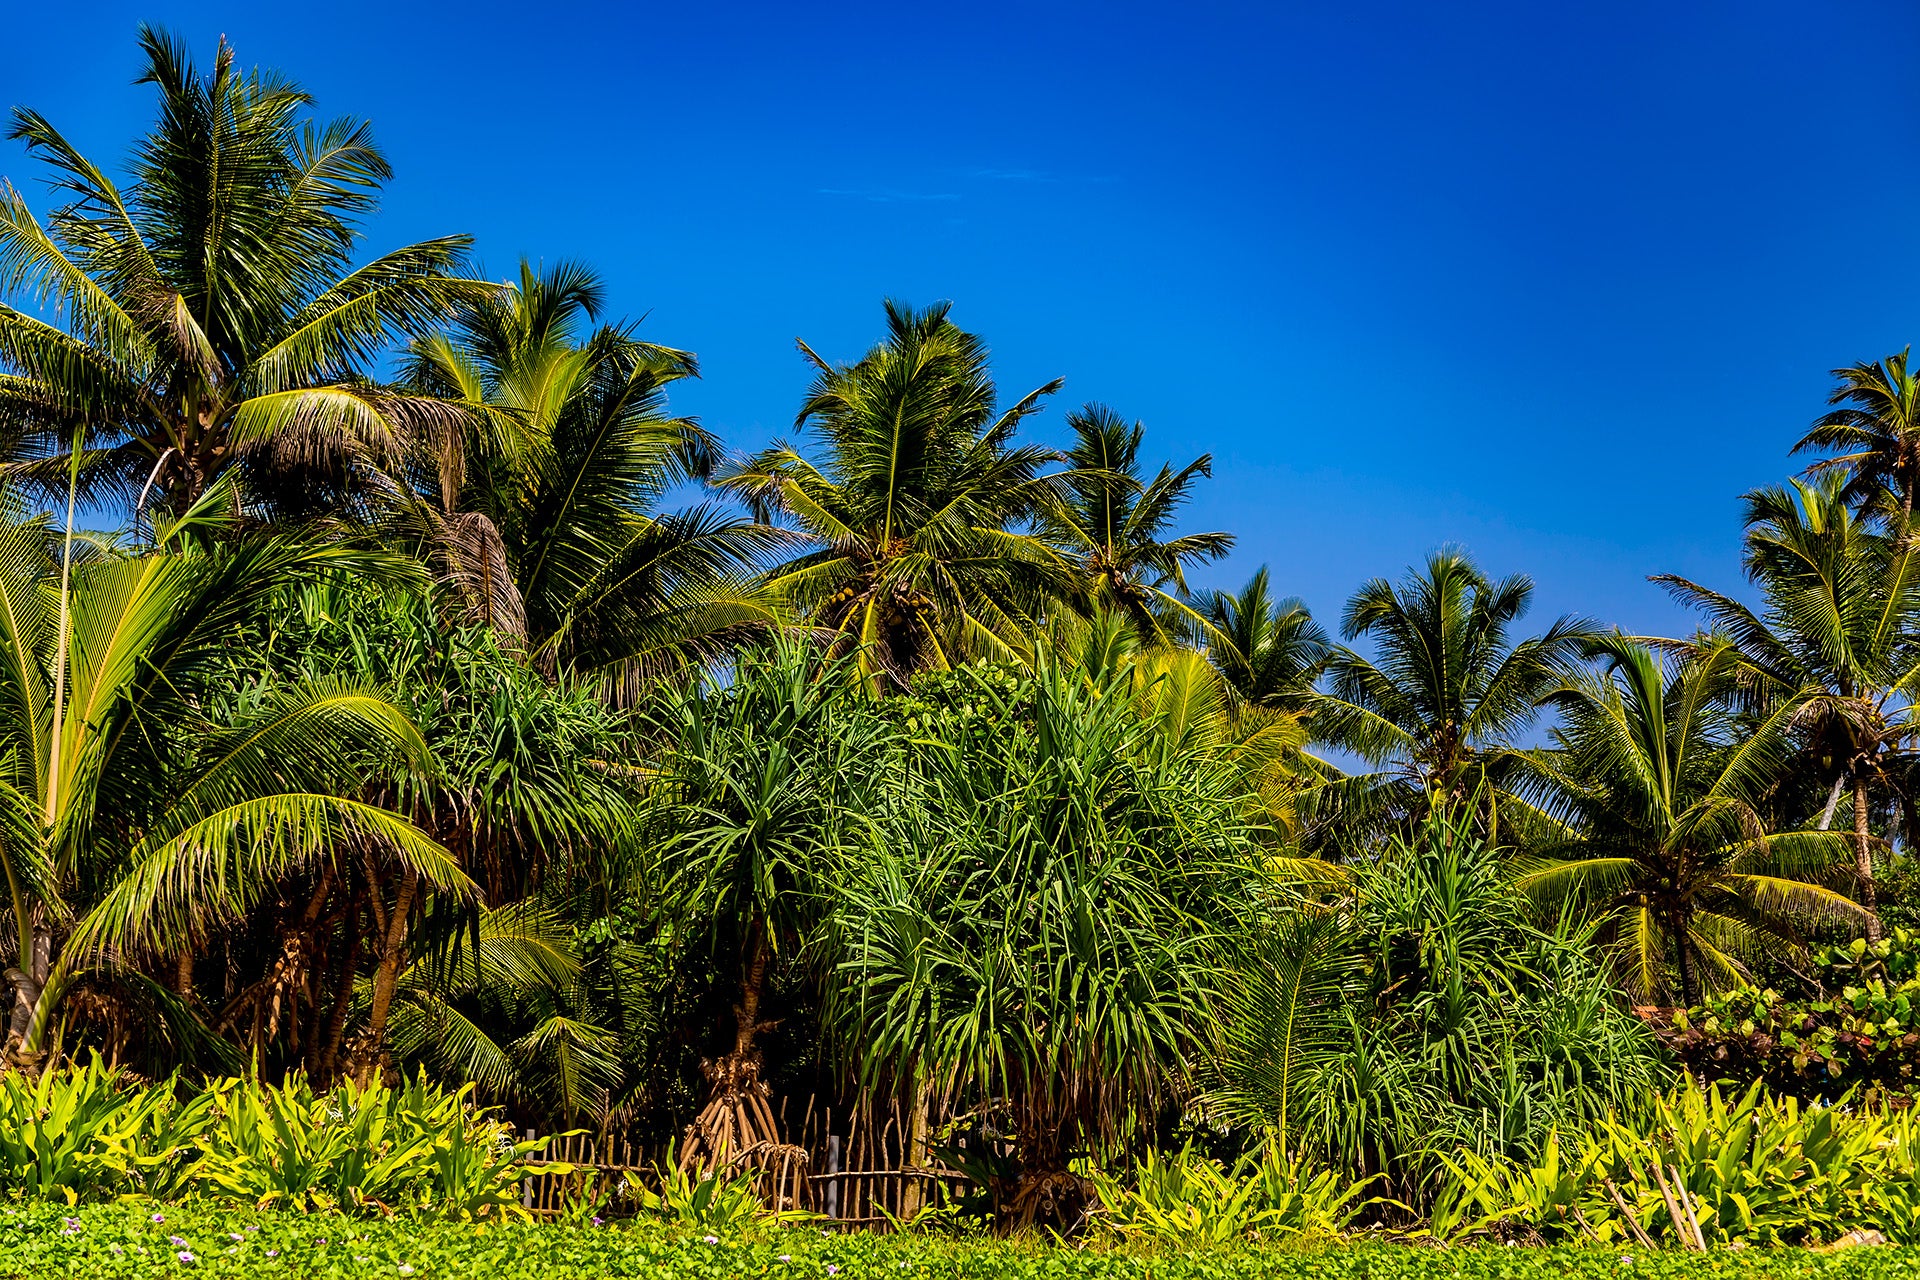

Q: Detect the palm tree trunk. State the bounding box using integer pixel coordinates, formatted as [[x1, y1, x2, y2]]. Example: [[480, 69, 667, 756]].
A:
[[4, 911, 50, 1064], [1854, 778, 1883, 942], [360, 866, 419, 1084], [900, 1066, 934, 1219], [1672, 913, 1698, 1008]]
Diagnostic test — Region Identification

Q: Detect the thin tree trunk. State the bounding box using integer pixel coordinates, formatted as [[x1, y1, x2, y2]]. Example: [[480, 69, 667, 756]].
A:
[[4, 912, 50, 1063], [173, 949, 194, 1001], [1854, 778, 1883, 942], [315, 897, 364, 1085], [733, 914, 770, 1059], [1673, 913, 1698, 1008], [900, 1067, 933, 1220], [1818, 772, 1846, 829], [361, 866, 420, 1084]]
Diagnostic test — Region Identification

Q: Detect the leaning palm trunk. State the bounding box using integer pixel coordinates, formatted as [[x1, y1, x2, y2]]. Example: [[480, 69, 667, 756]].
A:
[[357, 865, 422, 1087]]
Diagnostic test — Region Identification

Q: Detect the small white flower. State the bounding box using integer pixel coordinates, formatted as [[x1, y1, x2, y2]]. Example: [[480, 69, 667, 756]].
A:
[[704, 1234, 719, 1244], [177, 1251, 196, 1263], [778, 1256, 792, 1263], [399, 1267, 415, 1276]]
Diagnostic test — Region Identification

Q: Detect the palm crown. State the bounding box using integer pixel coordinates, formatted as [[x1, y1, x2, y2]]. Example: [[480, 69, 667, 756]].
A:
[[1044, 402, 1232, 640], [1190, 565, 1330, 711], [1515, 636, 1867, 1003], [1794, 348, 1920, 530], [1306, 549, 1595, 847], [404, 260, 779, 692], [717, 300, 1067, 690], [0, 27, 482, 517]]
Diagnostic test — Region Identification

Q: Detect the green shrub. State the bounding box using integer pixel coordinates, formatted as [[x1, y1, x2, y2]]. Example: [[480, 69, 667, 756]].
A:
[[190, 1072, 552, 1217], [1090, 1139, 1381, 1244], [1663, 929, 1920, 1104], [0, 1058, 210, 1204], [0, 1061, 559, 1219], [1440, 1080, 1918, 1248]]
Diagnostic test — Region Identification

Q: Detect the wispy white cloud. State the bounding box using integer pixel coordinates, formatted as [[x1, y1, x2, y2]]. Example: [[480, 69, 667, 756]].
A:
[[968, 168, 1118, 184], [970, 167, 1059, 182], [816, 187, 961, 202]]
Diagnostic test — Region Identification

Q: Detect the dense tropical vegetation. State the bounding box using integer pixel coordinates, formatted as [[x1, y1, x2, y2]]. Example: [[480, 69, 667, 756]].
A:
[[1, 29, 1918, 1267]]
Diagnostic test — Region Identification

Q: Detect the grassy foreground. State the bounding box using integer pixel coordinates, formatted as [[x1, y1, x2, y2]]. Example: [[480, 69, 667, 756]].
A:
[[4, 1205, 1919, 1280]]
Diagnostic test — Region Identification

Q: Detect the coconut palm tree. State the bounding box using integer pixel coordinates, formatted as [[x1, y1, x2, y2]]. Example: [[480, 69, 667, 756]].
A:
[[0, 28, 484, 519], [403, 260, 779, 693], [716, 301, 1067, 692], [1042, 403, 1232, 640], [1305, 549, 1595, 849], [1655, 474, 1920, 939], [1513, 635, 1868, 1004], [1189, 566, 1331, 712], [0, 484, 466, 1071], [1793, 349, 1920, 531]]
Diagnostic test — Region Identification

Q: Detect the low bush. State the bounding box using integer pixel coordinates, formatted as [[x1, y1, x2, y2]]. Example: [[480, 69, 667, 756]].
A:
[[0, 1060, 558, 1218], [1662, 930, 1920, 1104], [1443, 1081, 1920, 1248], [1089, 1140, 1381, 1244], [4, 1203, 1920, 1278]]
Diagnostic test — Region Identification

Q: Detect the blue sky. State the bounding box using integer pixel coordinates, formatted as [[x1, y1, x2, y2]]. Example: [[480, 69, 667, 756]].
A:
[[5, 1, 1917, 639]]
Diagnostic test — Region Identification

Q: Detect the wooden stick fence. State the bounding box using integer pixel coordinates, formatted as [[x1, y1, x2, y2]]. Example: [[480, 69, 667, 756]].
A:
[[516, 1091, 974, 1230]]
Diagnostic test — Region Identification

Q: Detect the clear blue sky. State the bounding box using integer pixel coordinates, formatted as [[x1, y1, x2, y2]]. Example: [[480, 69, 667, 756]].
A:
[[5, 1, 1916, 638]]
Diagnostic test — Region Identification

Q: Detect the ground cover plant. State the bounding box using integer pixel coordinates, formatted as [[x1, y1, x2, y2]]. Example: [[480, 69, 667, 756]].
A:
[[6, 1204, 1920, 1280], [4, 25, 1920, 1273]]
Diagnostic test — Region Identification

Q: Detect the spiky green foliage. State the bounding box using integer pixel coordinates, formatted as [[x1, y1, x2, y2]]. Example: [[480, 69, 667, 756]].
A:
[[1209, 810, 1665, 1204], [0, 486, 462, 1067], [717, 301, 1069, 691], [0, 27, 486, 518], [197, 577, 639, 1090], [823, 654, 1267, 1222], [642, 635, 898, 1068], [1513, 635, 1870, 1003]]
